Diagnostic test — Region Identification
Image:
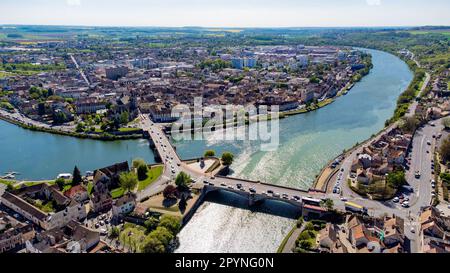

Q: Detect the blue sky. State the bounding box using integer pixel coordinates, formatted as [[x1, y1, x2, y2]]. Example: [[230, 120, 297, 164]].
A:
[[0, 0, 449, 27]]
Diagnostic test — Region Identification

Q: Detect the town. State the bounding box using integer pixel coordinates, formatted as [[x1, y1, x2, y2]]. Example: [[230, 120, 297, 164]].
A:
[[0, 24, 449, 255]]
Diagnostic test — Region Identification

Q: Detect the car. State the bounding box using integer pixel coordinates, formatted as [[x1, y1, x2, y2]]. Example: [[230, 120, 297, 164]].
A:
[[171, 170, 176, 174], [267, 190, 274, 194], [99, 221, 105, 226], [432, 184, 436, 189], [336, 188, 341, 194], [13, 213, 19, 218], [211, 177, 215, 180], [341, 168, 344, 172], [209, 183, 215, 186], [293, 196, 301, 201], [427, 140, 431, 145], [95, 223, 100, 229], [237, 184, 243, 189], [100, 229, 108, 236], [203, 180, 209, 184], [410, 227, 415, 233], [340, 197, 348, 202], [227, 186, 234, 190], [393, 197, 400, 203], [333, 188, 337, 194], [404, 197, 409, 202], [221, 183, 227, 187], [430, 123, 436, 127], [415, 171, 421, 179], [282, 193, 289, 199], [432, 134, 436, 138], [273, 193, 280, 198], [105, 219, 110, 225], [249, 188, 256, 193], [177, 163, 181, 166]]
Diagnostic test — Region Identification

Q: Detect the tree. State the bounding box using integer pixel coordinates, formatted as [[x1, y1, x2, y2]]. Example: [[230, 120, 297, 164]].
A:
[[144, 217, 160, 232], [142, 236, 165, 253], [440, 136, 450, 163], [109, 226, 120, 238], [175, 172, 191, 189], [55, 178, 66, 190], [119, 111, 129, 124], [221, 152, 234, 167], [298, 239, 313, 250], [137, 164, 149, 181], [119, 172, 138, 193], [443, 118, 450, 130], [159, 215, 181, 235], [72, 166, 82, 185], [321, 199, 334, 211], [400, 116, 419, 133], [132, 158, 147, 169], [148, 227, 174, 246], [386, 171, 407, 189], [163, 185, 178, 199], [204, 150, 215, 157]]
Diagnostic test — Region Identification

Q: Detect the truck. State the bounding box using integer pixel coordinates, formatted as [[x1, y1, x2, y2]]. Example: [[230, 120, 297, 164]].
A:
[[345, 202, 368, 214]]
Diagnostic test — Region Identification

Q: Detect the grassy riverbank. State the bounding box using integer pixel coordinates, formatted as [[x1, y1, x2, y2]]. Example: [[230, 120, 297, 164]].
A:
[[0, 114, 143, 141]]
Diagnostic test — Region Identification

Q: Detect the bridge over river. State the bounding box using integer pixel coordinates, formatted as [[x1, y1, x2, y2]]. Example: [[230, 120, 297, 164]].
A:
[[138, 113, 354, 219]]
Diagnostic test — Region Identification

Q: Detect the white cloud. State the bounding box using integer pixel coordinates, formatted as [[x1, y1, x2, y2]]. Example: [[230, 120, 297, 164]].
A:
[[66, 0, 81, 6], [366, 0, 381, 6]]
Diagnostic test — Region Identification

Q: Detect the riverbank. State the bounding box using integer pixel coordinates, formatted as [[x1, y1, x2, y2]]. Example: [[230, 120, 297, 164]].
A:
[[0, 111, 143, 141]]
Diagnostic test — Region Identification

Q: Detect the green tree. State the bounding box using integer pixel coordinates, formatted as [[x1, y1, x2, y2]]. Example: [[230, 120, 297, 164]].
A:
[[144, 217, 160, 232], [119, 172, 138, 193], [221, 152, 234, 166], [148, 226, 174, 246], [119, 111, 129, 124], [204, 150, 215, 157], [400, 116, 419, 133], [442, 118, 450, 130], [55, 178, 66, 190], [386, 171, 407, 189], [142, 236, 165, 253], [72, 166, 82, 185], [132, 158, 147, 169], [298, 239, 313, 250], [321, 199, 334, 211], [137, 164, 149, 181], [159, 215, 181, 235], [304, 222, 315, 231], [175, 172, 191, 189], [109, 226, 120, 238], [440, 136, 450, 163]]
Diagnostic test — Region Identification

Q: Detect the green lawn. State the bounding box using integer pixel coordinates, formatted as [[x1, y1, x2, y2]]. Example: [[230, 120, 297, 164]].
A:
[[118, 127, 141, 133], [138, 166, 164, 191], [111, 187, 125, 199]]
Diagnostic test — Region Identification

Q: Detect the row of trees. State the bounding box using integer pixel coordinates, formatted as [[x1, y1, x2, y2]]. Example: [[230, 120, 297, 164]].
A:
[[142, 215, 182, 253], [203, 150, 234, 167]]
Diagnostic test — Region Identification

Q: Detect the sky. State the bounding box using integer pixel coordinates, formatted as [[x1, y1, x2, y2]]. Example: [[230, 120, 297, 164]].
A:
[[0, 0, 449, 28]]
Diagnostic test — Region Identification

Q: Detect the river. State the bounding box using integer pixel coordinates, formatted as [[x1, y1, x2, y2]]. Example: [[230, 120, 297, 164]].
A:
[[174, 48, 413, 253], [0, 48, 413, 252]]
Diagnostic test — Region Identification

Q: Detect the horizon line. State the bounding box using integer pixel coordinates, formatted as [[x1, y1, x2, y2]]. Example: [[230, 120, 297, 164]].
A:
[[1, 23, 450, 29]]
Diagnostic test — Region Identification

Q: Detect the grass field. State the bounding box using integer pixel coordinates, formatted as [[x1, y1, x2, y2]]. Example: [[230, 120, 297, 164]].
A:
[[137, 166, 164, 191]]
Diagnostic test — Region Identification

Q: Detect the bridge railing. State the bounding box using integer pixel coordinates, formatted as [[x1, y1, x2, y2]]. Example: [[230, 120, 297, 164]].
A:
[[215, 175, 310, 194]]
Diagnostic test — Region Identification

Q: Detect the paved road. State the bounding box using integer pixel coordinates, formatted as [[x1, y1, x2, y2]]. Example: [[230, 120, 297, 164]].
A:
[[0, 109, 75, 132], [69, 54, 90, 86]]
